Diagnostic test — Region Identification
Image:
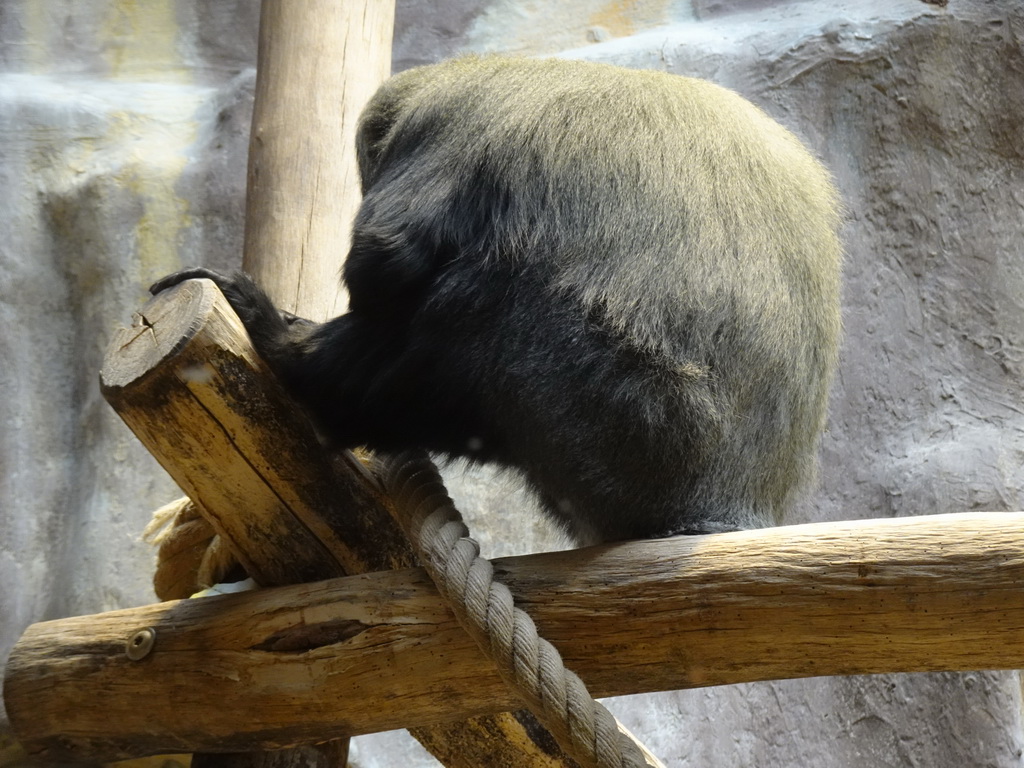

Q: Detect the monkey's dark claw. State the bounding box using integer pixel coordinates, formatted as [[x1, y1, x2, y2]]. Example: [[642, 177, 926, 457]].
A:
[[149, 267, 231, 296]]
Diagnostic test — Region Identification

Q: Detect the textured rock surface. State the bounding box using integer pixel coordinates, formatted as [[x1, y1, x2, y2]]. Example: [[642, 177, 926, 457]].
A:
[[2, 1, 1023, 766]]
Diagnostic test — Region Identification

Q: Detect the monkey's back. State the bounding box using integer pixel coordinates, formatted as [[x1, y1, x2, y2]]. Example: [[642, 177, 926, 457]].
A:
[[350, 57, 842, 542]]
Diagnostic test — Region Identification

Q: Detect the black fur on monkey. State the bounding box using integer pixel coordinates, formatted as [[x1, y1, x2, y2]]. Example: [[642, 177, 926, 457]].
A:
[[153, 56, 842, 545]]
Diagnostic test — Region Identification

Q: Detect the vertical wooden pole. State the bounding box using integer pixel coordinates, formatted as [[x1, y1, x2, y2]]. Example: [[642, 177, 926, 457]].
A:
[[193, 1, 396, 766], [243, 0, 394, 320]]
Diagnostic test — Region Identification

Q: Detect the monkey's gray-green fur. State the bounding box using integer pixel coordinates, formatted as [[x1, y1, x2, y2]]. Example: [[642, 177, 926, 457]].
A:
[[153, 56, 842, 544]]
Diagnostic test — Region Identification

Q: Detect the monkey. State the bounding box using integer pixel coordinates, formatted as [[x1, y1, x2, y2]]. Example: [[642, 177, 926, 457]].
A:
[[152, 55, 842, 546]]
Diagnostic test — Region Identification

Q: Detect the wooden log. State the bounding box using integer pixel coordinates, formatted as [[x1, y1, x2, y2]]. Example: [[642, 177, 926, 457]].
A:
[[101, 276, 401, 768], [6, 511, 1024, 761], [243, 0, 393, 320], [100, 278, 413, 584]]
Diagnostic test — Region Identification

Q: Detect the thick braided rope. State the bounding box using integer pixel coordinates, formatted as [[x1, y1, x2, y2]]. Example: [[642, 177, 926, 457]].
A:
[[144, 497, 239, 600], [378, 450, 655, 768]]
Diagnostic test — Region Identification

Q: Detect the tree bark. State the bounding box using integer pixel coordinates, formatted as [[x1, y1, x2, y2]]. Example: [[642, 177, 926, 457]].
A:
[[6, 510, 1024, 762]]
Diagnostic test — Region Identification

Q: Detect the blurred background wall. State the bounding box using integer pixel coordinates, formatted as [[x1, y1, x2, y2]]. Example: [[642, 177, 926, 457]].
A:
[[2, 1, 1023, 765]]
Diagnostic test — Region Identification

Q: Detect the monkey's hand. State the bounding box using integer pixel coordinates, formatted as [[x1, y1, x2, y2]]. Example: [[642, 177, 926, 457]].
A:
[[150, 267, 246, 305], [150, 268, 303, 356], [151, 268, 315, 328]]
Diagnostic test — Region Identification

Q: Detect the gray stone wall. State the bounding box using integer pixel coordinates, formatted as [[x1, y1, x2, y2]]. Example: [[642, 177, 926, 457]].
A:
[[2, 1, 1022, 766]]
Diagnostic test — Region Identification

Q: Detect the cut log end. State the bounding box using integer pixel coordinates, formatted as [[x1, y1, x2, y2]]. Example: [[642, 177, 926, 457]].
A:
[[100, 279, 229, 394]]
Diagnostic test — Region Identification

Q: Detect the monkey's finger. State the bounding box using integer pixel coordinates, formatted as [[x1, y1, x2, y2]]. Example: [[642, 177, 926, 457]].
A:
[[149, 267, 228, 295]]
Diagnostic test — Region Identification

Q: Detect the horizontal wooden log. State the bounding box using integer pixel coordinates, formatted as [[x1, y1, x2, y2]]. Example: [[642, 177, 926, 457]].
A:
[[5, 511, 1024, 762]]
